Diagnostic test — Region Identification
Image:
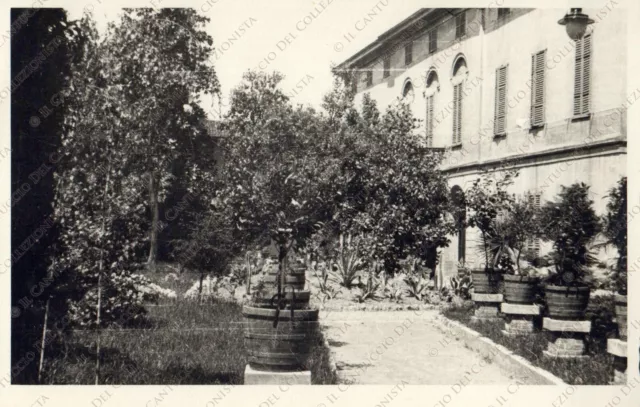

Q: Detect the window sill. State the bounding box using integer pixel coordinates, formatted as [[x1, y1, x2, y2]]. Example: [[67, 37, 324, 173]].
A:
[[529, 123, 545, 131], [493, 133, 507, 140], [450, 143, 463, 150], [571, 113, 591, 122]]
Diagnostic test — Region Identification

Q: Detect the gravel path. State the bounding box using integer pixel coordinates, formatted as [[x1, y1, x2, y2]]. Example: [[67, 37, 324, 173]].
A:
[[320, 310, 532, 385]]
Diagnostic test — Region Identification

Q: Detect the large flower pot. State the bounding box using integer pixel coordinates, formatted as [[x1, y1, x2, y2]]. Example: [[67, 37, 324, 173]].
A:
[[503, 275, 539, 304], [614, 293, 627, 340], [243, 305, 319, 371], [544, 284, 590, 319], [264, 267, 306, 290], [471, 269, 502, 294], [252, 289, 311, 309]]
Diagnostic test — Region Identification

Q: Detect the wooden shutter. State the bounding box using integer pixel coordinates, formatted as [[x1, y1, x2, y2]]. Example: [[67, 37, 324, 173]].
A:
[[456, 12, 466, 38], [429, 30, 437, 54], [453, 83, 462, 144], [526, 193, 541, 257], [405, 42, 413, 65], [494, 66, 507, 135], [366, 70, 373, 87], [573, 34, 592, 116], [530, 50, 546, 127], [383, 57, 390, 78], [426, 94, 434, 147]]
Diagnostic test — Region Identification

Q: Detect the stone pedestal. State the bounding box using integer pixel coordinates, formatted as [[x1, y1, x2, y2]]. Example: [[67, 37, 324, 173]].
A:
[[542, 318, 590, 359], [501, 303, 540, 336], [471, 293, 503, 322], [607, 338, 627, 384], [244, 365, 311, 385]]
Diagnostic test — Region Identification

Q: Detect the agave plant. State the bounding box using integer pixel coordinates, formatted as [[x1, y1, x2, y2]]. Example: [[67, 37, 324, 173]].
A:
[[404, 274, 430, 301], [354, 268, 382, 303], [333, 233, 367, 289]]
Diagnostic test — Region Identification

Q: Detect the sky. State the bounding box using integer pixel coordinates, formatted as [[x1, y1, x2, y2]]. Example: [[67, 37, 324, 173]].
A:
[[65, 0, 421, 120]]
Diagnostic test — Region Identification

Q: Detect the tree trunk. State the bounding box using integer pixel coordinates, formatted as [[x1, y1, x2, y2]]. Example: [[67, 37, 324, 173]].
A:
[[37, 298, 50, 383], [147, 171, 159, 271]]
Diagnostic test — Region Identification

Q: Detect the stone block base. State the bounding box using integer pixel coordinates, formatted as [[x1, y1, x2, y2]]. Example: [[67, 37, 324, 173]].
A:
[[473, 302, 501, 321], [504, 316, 535, 335], [544, 332, 587, 358], [542, 317, 591, 333], [244, 365, 311, 385], [542, 350, 589, 360], [607, 338, 627, 358]]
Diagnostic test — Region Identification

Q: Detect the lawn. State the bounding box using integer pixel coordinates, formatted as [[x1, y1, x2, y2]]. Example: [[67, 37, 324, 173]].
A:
[[441, 297, 617, 385], [40, 300, 336, 384]]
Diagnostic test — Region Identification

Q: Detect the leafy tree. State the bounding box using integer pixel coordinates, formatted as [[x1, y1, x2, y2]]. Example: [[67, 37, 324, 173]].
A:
[[10, 8, 72, 384], [539, 183, 601, 286], [107, 8, 220, 270], [218, 71, 337, 293]]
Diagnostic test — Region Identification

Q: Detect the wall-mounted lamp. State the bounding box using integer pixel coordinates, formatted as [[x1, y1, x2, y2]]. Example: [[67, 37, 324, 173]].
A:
[[558, 8, 594, 40]]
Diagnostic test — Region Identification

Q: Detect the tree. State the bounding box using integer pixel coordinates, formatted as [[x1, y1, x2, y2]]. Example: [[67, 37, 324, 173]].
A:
[[107, 8, 220, 270], [10, 8, 71, 384], [218, 71, 337, 294], [539, 183, 601, 286], [601, 176, 627, 294]]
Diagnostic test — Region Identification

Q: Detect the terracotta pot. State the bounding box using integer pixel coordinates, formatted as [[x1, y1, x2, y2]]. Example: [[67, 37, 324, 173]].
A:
[[544, 284, 590, 319], [503, 275, 539, 304], [263, 273, 306, 290], [471, 268, 502, 294], [243, 305, 318, 371], [614, 293, 627, 340]]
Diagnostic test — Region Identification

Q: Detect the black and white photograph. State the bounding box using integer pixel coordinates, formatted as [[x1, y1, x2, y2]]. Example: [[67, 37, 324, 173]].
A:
[[3, 0, 639, 405]]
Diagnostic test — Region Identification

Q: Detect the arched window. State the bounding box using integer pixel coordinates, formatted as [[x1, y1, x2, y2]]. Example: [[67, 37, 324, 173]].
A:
[[451, 55, 468, 145], [425, 69, 439, 147], [451, 185, 466, 262], [402, 80, 415, 103]]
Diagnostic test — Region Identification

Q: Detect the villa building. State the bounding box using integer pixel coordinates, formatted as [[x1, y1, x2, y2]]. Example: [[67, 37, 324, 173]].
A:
[[334, 7, 627, 283]]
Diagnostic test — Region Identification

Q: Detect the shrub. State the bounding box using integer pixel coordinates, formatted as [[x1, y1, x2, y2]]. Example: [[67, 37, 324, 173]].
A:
[[538, 183, 601, 286], [601, 177, 627, 295], [332, 233, 367, 289]]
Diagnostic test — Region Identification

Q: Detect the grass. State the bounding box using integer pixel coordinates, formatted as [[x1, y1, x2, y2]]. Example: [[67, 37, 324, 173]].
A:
[[441, 297, 616, 385], [41, 300, 336, 384]]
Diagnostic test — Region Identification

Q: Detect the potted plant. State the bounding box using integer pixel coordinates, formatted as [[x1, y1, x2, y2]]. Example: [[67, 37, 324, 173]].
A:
[[539, 183, 601, 319], [465, 169, 518, 293], [600, 177, 627, 339], [499, 196, 541, 304]]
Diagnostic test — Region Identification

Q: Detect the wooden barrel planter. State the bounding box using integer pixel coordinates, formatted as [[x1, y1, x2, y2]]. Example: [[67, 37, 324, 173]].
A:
[[503, 275, 539, 304], [544, 284, 590, 319], [243, 305, 319, 371], [471, 269, 502, 294], [252, 290, 310, 309], [263, 273, 306, 290], [614, 293, 627, 340]]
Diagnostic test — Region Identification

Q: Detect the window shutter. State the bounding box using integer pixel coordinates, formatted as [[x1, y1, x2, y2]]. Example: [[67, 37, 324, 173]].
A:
[[494, 66, 507, 135], [573, 34, 592, 116], [525, 193, 541, 257], [405, 42, 413, 65], [456, 12, 466, 38], [453, 83, 462, 144], [366, 70, 373, 87], [530, 50, 546, 127], [383, 58, 390, 78], [426, 94, 434, 147], [429, 30, 437, 54]]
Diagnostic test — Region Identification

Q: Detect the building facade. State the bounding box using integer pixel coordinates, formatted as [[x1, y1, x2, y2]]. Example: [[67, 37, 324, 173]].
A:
[[335, 7, 627, 283]]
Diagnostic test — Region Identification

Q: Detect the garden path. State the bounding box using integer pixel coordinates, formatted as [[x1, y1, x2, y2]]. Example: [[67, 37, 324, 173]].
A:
[[320, 310, 530, 385]]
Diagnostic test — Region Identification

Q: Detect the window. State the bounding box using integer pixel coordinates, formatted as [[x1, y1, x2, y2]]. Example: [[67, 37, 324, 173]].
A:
[[494, 66, 508, 135], [426, 94, 434, 146], [455, 12, 466, 39], [366, 70, 373, 87], [574, 34, 592, 116], [526, 193, 541, 258], [530, 50, 546, 127], [429, 29, 438, 54], [405, 41, 413, 65], [383, 57, 390, 78], [452, 83, 462, 144], [497, 8, 511, 19]]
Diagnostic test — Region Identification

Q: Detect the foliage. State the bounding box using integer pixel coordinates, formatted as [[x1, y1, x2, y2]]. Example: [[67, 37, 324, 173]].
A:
[[218, 70, 338, 290], [465, 168, 518, 271], [449, 274, 473, 300], [600, 177, 627, 294], [332, 233, 367, 289], [382, 274, 404, 303], [404, 274, 430, 301], [311, 262, 341, 302], [538, 183, 601, 286], [322, 78, 455, 274], [354, 269, 383, 303]]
